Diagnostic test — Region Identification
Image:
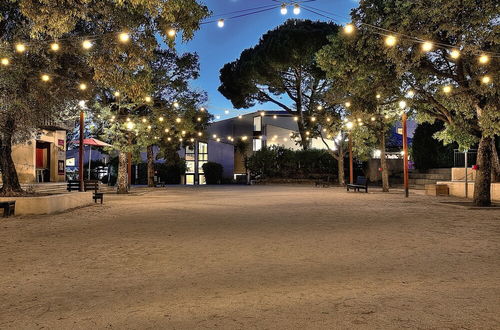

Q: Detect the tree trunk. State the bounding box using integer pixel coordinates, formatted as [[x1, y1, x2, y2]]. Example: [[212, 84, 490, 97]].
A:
[[0, 118, 23, 196], [337, 149, 345, 186], [297, 120, 309, 150], [380, 133, 389, 192], [473, 135, 492, 206], [491, 139, 500, 183], [147, 145, 155, 187], [117, 151, 129, 194]]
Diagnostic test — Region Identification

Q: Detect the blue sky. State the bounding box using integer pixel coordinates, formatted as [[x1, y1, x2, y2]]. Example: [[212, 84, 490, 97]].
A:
[[177, 0, 358, 119]]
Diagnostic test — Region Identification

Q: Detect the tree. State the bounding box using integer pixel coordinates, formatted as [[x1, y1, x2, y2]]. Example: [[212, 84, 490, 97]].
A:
[[351, 0, 499, 206], [412, 121, 456, 171], [316, 31, 402, 191], [0, 0, 210, 196], [218, 19, 339, 149]]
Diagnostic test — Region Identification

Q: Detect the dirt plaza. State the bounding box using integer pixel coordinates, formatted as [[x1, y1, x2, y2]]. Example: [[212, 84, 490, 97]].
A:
[[1, 186, 499, 329]]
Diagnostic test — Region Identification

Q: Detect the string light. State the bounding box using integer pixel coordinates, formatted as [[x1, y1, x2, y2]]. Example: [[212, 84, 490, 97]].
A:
[[385, 35, 397, 47], [200, 107, 205, 112], [273, 115, 277, 119], [82, 40, 93, 49], [142, 118, 147, 123], [118, 32, 130, 43], [165, 128, 169, 133], [344, 24, 355, 34], [376, 94, 381, 99], [41, 74, 50, 82], [224, 110, 230, 115], [176, 117, 181, 123], [399, 100, 407, 109], [293, 116, 299, 121], [168, 29, 176, 37], [173, 102, 179, 108], [311, 117, 316, 122], [260, 111, 265, 117], [242, 136, 248, 141], [50, 42, 60, 51], [126, 122, 135, 130], [443, 85, 452, 94], [1, 58, 9, 66], [159, 116, 164, 122], [481, 76, 491, 84], [421, 41, 433, 52], [213, 134, 217, 138], [346, 122, 354, 129], [407, 90, 415, 97], [238, 115, 243, 119], [217, 19, 225, 28], [371, 117, 376, 121], [79, 83, 87, 90], [126, 117, 131, 122], [198, 132, 203, 137], [197, 117, 202, 122], [345, 102, 351, 108], [114, 91, 120, 97], [293, 4, 301, 15], [280, 4, 288, 15], [15, 43, 26, 53], [478, 54, 490, 64], [144, 96, 152, 103], [317, 105, 323, 110], [450, 49, 460, 59]]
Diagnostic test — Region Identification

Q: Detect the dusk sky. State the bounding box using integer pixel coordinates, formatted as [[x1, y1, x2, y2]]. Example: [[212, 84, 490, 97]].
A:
[[177, 0, 358, 119]]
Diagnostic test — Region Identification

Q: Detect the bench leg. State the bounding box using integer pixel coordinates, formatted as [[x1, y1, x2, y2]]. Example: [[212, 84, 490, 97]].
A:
[[100, 197, 103, 204], [3, 208, 7, 218]]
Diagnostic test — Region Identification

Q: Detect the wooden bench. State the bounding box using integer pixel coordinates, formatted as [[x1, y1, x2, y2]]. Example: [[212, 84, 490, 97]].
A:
[[347, 176, 369, 193], [0, 201, 16, 218], [84, 180, 104, 204], [67, 180, 81, 192]]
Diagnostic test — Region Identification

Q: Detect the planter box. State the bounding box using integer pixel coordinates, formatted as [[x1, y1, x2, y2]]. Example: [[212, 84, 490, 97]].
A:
[[0, 192, 93, 216], [425, 184, 449, 196]]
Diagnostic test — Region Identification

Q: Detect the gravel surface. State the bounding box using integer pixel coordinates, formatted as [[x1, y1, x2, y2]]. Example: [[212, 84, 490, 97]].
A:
[[1, 185, 499, 329]]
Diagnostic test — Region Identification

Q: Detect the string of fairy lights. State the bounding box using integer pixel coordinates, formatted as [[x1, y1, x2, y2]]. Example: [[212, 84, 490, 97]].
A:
[[0, 0, 497, 146]]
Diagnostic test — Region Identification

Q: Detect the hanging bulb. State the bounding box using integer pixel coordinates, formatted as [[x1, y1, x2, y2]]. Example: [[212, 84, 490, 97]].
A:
[[114, 91, 120, 97], [450, 49, 460, 59], [385, 35, 397, 47], [478, 54, 490, 64], [217, 19, 225, 28], [421, 41, 433, 52], [50, 42, 60, 51], [280, 4, 288, 15], [144, 96, 152, 103], [293, 4, 300, 15], [41, 74, 50, 82], [118, 32, 130, 43], [344, 24, 355, 34], [345, 102, 351, 108], [82, 40, 93, 49], [481, 76, 491, 84], [1, 58, 9, 66], [168, 29, 176, 38], [443, 85, 452, 94], [173, 101, 179, 108], [399, 100, 407, 109], [79, 83, 87, 90], [15, 43, 26, 53], [176, 117, 181, 123]]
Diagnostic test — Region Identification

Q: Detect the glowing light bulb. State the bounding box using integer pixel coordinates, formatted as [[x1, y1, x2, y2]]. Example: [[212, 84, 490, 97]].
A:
[[197, 117, 202, 122], [118, 32, 130, 43], [82, 40, 93, 49], [294, 116, 298, 121], [159, 116, 164, 122], [478, 54, 489, 64], [326, 117, 331, 122], [421, 41, 433, 52], [280, 4, 288, 15], [164, 128, 169, 133], [450, 49, 460, 59], [371, 117, 376, 121], [198, 132, 203, 137], [15, 43, 26, 53], [50, 43, 60, 51], [126, 122, 135, 130], [79, 83, 87, 90], [317, 105, 323, 110], [144, 96, 152, 103], [217, 19, 225, 28], [399, 100, 407, 109], [142, 118, 147, 123], [176, 118, 181, 123], [173, 102, 179, 108], [407, 90, 415, 97], [200, 107, 205, 112], [293, 4, 300, 15], [346, 122, 354, 129], [238, 115, 243, 119], [357, 118, 362, 122], [168, 29, 176, 37], [260, 111, 265, 117], [311, 117, 316, 122], [213, 134, 217, 139], [225, 110, 229, 115], [114, 91, 120, 97], [273, 115, 277, 119], [443, 85, 452, 94], [126, 117, 131, 122], [242, 136, 248, 141], [385, 35, 397, 47], [1, 58, 9, 66], [481, 76, 491, 84], [345, 102, 351, 108], [41, 74, 50, 82], [376, 94, 381, 99], [344, 24, 355, 34]]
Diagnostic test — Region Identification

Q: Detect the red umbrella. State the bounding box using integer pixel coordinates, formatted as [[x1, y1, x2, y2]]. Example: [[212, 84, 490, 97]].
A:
[[71, 138, 112, 180]]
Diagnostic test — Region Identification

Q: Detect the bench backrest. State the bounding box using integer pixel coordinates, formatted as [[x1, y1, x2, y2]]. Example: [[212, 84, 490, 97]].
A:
[[84, 180, 100, 192], [356, 176, 368, 186], [67, 180, 81, 191]]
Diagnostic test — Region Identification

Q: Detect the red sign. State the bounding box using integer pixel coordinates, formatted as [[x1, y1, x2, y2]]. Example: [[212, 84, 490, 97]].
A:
[[58, 139, 65, 146]]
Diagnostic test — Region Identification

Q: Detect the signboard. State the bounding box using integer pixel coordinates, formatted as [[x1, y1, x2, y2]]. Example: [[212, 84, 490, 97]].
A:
[[58, 160, 65, 175], [58, 139, 65, 146], [66, 158, 75, 166]]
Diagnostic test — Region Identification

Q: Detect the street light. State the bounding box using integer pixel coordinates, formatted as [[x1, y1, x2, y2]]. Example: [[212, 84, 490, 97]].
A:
[[400, 100, 409, 197]]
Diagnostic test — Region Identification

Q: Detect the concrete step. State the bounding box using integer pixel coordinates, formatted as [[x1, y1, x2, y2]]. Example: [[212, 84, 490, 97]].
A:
[[408, 178, 445, 185], [409, 173, 451, 180], [413, 168, 452, 175]]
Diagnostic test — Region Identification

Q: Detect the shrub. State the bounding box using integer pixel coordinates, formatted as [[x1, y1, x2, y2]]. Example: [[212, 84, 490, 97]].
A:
[[202, 162, 224, 184]]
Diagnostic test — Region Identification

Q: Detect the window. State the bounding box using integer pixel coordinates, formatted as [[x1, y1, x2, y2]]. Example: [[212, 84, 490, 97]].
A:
[[253, 138, 262, 151], [198, 142, 208, 184], [185, 174, 195, 185], [253, 116, 262, 131]]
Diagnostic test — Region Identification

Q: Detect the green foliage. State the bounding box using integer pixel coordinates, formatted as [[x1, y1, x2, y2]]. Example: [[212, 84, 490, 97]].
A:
[[202, 162, 224, 184], [247, 146, 338, 179], [412, 121, 457, 171], [219, 19, 340, 148]]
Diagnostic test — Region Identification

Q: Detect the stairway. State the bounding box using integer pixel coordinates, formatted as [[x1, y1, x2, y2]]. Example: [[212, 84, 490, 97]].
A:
[[22, 182, 117, 194], [409, 168, 452, 190]]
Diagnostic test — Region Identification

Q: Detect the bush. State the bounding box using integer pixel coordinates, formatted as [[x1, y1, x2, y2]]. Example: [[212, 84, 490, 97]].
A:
[[156, 161, 186, 184], [247, 146, 337, 179], [412, 121, 457, 171], [202, 162, 224, 184]]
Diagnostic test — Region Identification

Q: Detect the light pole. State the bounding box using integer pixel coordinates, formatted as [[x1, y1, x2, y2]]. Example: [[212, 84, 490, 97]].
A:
[[346, 121, 354, 184], [399, 100, 409, 198], [78, 101, 85, 192]]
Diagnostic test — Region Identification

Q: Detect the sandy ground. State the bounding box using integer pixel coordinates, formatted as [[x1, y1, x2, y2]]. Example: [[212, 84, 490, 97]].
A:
[[0, 185, 499, 329]]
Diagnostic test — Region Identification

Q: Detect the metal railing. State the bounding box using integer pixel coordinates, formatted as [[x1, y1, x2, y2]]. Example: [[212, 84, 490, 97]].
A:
[[454, 149, 477, 167]]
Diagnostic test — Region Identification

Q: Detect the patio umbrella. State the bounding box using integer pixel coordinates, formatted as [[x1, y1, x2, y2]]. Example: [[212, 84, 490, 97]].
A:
[[71, 138, 113, 180]]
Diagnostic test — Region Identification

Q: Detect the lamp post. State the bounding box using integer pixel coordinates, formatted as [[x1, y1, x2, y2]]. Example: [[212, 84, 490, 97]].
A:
[[78, 102, 85, 192], [399, 100, 409, 198], [346, 121, 354, 184]]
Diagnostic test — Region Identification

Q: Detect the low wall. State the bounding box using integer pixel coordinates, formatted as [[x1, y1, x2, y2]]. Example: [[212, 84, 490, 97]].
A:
[[451, 168, 476, 181], [0, 192, 93, 216], [436, 181, 500, 201]]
